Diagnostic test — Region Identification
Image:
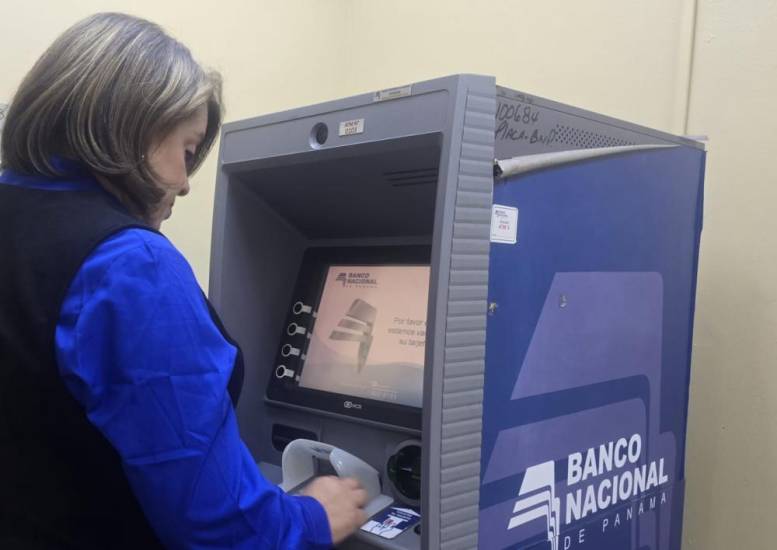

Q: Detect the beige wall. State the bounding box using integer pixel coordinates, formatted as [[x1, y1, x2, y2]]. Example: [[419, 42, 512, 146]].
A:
[[1, 1, 774, 548], [683, 0, 777, 548]]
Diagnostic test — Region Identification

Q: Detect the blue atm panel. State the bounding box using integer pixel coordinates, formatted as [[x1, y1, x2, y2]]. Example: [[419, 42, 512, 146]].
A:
[[479, 148, 705, 550]]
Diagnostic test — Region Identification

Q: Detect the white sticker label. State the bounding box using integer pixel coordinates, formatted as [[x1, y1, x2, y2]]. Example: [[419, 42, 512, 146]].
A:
[[339, 118, 365, 137], [373, 85, 412, 102], [490, 204, 519, 244]]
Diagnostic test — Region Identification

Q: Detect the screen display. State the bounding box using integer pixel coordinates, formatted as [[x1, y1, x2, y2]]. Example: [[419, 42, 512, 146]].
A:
[[299, 265, 430, 408]]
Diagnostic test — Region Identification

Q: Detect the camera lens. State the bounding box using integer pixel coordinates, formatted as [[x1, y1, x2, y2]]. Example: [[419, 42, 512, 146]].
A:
[[310, 122, 328, 147]]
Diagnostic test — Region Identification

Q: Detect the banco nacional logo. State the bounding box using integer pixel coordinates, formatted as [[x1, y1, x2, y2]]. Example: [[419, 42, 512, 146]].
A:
[[507, 460, 560, 550]]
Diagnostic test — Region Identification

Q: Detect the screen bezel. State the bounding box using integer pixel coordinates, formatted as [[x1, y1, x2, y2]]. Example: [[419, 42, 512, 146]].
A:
[[266, 245, 431, 431]]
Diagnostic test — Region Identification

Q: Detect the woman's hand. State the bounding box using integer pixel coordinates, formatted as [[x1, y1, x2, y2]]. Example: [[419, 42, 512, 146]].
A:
[[302, 476, 369, 545]]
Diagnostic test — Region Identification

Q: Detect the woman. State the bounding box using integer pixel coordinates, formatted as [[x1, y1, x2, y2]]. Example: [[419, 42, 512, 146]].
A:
[[0, 13, 365, 549]]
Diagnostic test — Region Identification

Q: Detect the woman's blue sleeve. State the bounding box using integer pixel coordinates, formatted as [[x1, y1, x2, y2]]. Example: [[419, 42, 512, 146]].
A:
[[55, 228, 332, 550]]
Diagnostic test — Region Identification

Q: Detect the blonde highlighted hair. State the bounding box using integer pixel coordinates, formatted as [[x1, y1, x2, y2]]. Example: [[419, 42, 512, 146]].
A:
[[1, 12, 223, 219]]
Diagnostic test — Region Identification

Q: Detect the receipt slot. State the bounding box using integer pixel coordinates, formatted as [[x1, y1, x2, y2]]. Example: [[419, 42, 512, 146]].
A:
[[210, 75, 705, 549]]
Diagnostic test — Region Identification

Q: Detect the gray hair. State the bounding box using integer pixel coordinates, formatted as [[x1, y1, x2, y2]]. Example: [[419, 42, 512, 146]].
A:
[[0, 12, 223, 220]]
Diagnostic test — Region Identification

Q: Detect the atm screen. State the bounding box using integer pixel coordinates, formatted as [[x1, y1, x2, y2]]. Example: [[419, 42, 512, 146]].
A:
[[299, 265, 429, 408], [266, 245, 431, 430]]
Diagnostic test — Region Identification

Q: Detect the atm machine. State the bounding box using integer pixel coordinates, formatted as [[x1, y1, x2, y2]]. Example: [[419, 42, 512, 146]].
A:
[[209, 75, 705, 550]]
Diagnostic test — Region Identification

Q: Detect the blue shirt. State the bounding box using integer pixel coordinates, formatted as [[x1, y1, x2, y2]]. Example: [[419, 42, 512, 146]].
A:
[[0, 165, 331, 549]]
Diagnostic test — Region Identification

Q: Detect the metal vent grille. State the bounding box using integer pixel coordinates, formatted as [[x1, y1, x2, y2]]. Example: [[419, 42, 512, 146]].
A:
[[436, 88, 494, 550], [553, 123, 635, 148], [384, 167, 438, 186]]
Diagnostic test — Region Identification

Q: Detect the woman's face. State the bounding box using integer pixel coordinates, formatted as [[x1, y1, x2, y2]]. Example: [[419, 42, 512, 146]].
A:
[[146, 104, 208, 229]]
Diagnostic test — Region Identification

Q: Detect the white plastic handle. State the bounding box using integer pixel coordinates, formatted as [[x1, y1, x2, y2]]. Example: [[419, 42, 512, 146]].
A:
[[280, 439, 393, 518]]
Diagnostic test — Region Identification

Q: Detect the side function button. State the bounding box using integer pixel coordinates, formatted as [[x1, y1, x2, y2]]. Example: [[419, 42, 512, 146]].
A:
[[275, 365, 295, 379], [287, 323, 307, 336]]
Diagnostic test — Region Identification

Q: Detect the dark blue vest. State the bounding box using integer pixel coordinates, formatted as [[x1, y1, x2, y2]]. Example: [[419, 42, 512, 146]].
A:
[[0, 183, 243, 549]]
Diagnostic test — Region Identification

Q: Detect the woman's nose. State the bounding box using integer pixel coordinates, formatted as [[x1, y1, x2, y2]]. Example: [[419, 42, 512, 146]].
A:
[[178, 180, 191, 197]]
